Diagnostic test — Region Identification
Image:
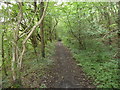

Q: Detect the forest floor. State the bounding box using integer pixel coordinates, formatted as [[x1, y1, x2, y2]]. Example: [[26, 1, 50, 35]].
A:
[[41, 41, 95, 88]]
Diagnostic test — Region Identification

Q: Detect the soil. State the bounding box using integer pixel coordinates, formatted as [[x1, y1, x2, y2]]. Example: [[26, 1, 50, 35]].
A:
[[41, 41, 95, 88]]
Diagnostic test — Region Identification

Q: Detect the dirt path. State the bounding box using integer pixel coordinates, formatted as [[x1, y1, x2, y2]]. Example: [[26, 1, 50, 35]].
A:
[[42, 42, 95, 88]]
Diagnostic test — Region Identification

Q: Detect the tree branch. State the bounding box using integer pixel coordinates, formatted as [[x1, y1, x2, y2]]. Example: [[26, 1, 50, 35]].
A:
[[18, 2, 48, 69]]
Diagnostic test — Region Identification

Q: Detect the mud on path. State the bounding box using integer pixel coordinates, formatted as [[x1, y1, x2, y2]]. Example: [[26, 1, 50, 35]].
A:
[[42, 42, 95, 88]]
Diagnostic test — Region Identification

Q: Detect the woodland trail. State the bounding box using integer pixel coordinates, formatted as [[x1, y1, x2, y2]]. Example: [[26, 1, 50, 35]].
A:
[[42, 42, 95, 88]]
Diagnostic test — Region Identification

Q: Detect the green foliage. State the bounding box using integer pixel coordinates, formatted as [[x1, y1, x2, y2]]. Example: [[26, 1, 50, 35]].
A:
[[1, 2, 119, 88], [11, 83, 21, 88], [57, 3, 119, 88], [23, 41, 55, 75], [40, 84, 47, 88], [67, 40, 119, 88]]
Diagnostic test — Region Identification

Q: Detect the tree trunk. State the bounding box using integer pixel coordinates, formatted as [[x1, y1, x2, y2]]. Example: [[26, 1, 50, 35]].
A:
[[11, 2, 23, 86], [49, 28, 52, 42], [77, 5, 86, 50], [30, 33, 38, 55], [40, 2, 45, 57], [2, 17, 8, 76], [2, 31, 7, 76]]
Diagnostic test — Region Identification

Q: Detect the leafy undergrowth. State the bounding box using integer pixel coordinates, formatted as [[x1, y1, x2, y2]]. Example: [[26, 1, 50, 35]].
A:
[[21, 41, 56, 88], [2, 41, 56, 88], [63, 40, 119, 88]]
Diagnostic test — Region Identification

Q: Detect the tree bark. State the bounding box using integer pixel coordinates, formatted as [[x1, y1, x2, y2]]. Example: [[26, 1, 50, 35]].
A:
[[40, 2, 45, 57], [11, 2, 23, 85], [2, 30, 7, 76], [30, 1, 38, 55]]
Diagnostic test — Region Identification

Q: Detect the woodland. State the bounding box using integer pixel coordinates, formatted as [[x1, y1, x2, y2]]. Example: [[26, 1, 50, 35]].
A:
[[0, 1, 120, 88]]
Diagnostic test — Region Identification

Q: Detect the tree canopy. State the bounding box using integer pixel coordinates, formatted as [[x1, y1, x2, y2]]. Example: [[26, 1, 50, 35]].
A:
[[0, 1, 120, 88]]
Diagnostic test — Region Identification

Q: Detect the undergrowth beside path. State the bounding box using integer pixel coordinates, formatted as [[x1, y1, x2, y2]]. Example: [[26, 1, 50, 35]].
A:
[[63, 40, 119, 88]]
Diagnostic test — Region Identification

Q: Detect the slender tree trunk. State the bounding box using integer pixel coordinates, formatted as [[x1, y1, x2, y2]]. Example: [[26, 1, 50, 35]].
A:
[[40, 2, 45, 57], [30, 0, 38, 56], [77, 5, 86, 50], [2, 16, 7, 76], [11, 46, 16, 82], [12, 2, 23, 85], [52, 18, 58, 41], [54, 29, 57, 40], [49, 17, 52, 42], [2, 30, 7, 76], [30, 34, 38, 54], [49, 29, 52, 42]]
